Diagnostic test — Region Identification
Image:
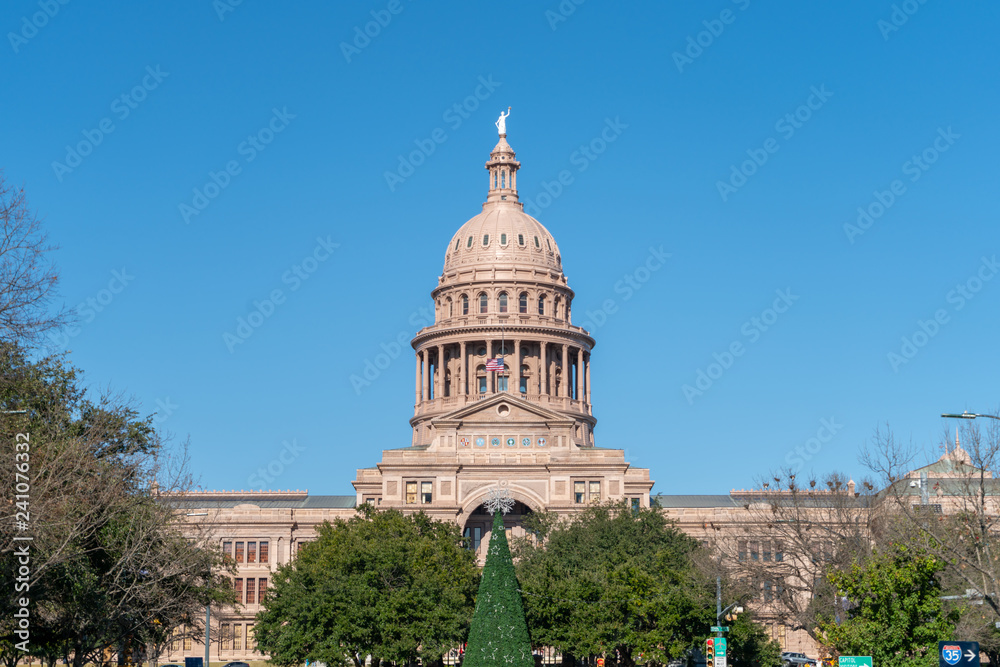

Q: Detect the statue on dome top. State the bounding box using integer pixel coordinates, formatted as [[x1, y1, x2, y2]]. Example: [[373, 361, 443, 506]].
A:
[[495, 106, 511, 135]]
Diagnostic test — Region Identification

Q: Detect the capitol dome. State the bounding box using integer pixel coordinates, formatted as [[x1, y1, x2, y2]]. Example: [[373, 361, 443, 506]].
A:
[[444, 205, 561, 272], [442, 133, 562, 273]]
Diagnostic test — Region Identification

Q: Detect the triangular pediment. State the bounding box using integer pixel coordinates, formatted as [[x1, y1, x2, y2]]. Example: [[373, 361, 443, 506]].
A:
[[433, 392, 573, 427]]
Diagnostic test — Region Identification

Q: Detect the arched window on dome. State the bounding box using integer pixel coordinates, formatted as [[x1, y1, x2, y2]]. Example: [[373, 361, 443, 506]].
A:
[[538, 294, 546, 316], [554, 296, 562, 320], [519, 292, 528, 314], [467, 236, 473, 248], [565, 299, 571, 321], [498, 292, 508, 313], [500, 233, 507, 246], [447, 297, 453, 318], [501, 170, 506, 188], [518, 234, 525, 246], [461, 294, 469, 316], [454, 238, 460, 251], [479, 293, 488, 314], [482, 234, 490, 247], [546, 238, 552, 251], [534, 236, 540, 249]]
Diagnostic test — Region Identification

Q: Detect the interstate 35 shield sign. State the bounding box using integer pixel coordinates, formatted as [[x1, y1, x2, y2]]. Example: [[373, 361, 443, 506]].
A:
[[939, 641, 980, 667]]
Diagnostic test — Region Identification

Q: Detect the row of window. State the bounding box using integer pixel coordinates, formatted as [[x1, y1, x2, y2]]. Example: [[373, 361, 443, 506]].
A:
[[446, 292, 568, 318], [233, 577, 268, 605], [455, 232, 552, 251], [405, 481, 434, 504], [222, 540, 269, 564], [170, 624, 256, 653], [737, 540, 786, 562]]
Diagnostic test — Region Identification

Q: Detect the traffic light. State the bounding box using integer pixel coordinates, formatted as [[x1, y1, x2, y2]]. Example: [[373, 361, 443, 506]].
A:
[[706, 638, 715, 667]]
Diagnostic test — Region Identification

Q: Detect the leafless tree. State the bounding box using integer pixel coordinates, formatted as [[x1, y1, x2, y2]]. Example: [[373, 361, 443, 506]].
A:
[[709, 470, 881, 642], [0, 171, 68, 346]]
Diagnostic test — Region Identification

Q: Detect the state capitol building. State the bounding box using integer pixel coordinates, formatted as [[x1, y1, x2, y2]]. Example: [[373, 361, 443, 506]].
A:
[[170, 121, 977, 664]]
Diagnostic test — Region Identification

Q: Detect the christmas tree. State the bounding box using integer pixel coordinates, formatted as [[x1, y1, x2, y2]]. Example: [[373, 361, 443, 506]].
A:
[[464, 489, 534, 667]]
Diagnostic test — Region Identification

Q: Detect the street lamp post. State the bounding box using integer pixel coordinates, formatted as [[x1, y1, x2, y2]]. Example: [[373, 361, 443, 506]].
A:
[[942, 412, 1000, 420]]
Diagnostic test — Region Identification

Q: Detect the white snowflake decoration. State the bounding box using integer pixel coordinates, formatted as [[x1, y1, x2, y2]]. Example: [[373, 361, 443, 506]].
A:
[[484, 485, 515, 515]]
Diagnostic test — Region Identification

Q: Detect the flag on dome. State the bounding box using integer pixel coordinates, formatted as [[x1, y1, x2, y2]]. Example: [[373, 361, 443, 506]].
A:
[[486, 358, 504, 372]]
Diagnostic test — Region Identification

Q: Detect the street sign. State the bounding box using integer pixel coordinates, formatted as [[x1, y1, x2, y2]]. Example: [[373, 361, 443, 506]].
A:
[[711, 626, 730, 632], [716, 657, 727, 667], [839, 657, 873, 667], [715, 638, 727, 657], [939, 641, 980, 667]]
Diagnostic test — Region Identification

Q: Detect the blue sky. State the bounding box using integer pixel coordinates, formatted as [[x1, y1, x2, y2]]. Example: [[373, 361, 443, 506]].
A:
[[3, 1, 998, 495]]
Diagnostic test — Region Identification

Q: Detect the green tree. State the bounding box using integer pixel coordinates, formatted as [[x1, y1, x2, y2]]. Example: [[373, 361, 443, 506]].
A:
[[0, 342, 233, 667], [255, 505, 479, 667], [515, 501, 713, 667], [726, 610, 782, 667], [818, 546, 957, 667], [465, 509, 533, 667]]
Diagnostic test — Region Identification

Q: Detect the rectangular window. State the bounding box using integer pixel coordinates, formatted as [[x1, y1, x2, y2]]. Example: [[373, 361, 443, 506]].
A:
[[421, 481, 433, 504], [405, 481, 417, 504], [259, 540, 269, 564], [234, 624, 243, 651], [222, 540, 232, 560], [463, 526, 482, 551], [763, 580, 773, 602], [763, 541, 771, 562], [738, 540, 747, 561], [234, 578, 243, 604], [221, 623, 231, 650], [184, 636, 192, 651], [235, 541, 244, 563], [574, 481, 586, 504], [247, 623, 256, 652], [246, 578, 256, 604], [498, 376, 508, 391], [751, 542, 759, 561], [631, 497, 641, 514], [589, 481, 601, 503], [171, 631, 180, 652], [478, 376, 487, 393], [775, 541, 784, 562], [519, 377, 527, 393], [259, 577, 268, 600], [247, 541, 256, 564]]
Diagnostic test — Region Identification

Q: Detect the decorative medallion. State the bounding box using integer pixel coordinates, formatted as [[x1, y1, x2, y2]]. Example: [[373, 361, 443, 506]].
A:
[[460, 437, 470, 447], [522, 437, 531, 447], [491, 437, 500, 447], [506, 437, 516, 447], [537, 437, 546, 447], [475, 437, 485, 447]]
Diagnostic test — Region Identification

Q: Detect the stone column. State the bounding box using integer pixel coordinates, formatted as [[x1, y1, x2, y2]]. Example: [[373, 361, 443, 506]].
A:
[[513, 339, 521, 394], [436, 344, 444, 399], [561, 344, 569, 398], [459, 341, 467, 396], [540, 342, 547, 395], [585, 353, 591, 404], [577, 347, 584, 400], [415, 352, 421, 403], [421, 349, 429, 402]]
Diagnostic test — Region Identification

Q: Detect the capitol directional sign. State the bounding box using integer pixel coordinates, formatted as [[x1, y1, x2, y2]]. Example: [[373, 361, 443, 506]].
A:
[[838, 657, 872, 667], [939, 641, 980, 667]]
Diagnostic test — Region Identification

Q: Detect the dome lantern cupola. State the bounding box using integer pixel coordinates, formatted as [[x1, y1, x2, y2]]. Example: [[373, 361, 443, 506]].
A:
[[485, 134, 520, 205]]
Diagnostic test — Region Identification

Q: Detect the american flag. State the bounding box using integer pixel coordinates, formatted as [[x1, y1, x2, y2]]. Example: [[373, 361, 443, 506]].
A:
[[486, 358, 504, 372]]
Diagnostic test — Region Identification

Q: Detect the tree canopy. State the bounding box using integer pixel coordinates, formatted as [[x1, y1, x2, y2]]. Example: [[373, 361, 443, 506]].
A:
[[254, 505, 479, 667]]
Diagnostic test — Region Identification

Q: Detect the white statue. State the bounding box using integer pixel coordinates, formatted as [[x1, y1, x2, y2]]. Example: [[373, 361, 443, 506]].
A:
[[496, 106, 511, 135]]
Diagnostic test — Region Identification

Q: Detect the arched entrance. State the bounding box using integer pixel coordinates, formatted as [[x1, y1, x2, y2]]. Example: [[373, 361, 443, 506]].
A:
[[462, 500, 533, 564]]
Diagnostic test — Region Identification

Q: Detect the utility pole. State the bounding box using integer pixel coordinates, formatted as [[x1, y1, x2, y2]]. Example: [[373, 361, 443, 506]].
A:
[[716, 576, 722, 636]]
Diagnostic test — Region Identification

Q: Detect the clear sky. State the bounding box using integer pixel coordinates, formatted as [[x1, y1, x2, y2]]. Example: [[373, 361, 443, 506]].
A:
[[3, 1, 998, 496]]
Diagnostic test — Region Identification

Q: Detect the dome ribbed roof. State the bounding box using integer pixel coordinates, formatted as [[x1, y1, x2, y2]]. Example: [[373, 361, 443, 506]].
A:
[[443, 202, 561, 272]]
